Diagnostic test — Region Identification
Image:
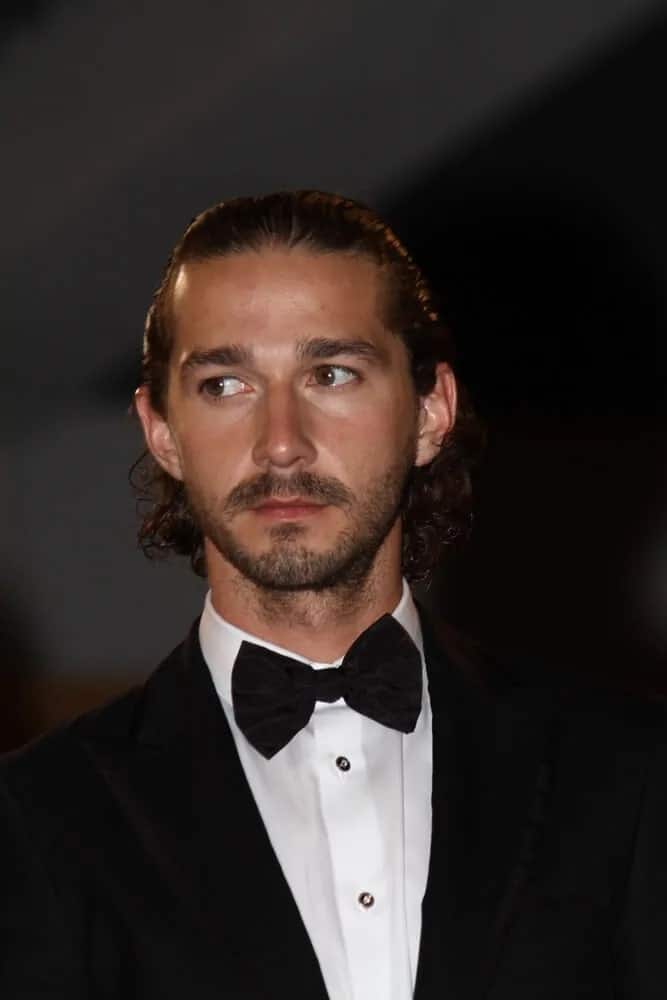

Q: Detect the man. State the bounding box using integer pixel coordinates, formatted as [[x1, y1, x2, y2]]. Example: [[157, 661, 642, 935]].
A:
[[1, 191, 666, 999]]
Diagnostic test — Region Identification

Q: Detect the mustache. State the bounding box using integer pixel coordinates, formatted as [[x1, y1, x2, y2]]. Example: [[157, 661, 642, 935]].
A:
[[223, 471, 354, 514]]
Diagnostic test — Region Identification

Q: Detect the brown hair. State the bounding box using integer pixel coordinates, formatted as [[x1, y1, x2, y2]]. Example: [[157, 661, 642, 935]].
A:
[[133, 190, 483, 583]]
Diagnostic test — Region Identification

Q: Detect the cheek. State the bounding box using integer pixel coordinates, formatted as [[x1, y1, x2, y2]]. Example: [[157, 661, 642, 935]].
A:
[[315, 400, 417, 477], [174, 417, 250, 489]]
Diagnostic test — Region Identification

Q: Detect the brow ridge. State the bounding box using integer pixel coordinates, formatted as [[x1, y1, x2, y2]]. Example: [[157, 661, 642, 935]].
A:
[[181, 344, 255, 371], [296, 337, 389, 363], [180, 336, 389, 373]]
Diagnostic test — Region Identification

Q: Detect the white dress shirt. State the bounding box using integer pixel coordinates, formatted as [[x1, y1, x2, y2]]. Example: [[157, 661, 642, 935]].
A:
[[198, 581, 433, 1000]]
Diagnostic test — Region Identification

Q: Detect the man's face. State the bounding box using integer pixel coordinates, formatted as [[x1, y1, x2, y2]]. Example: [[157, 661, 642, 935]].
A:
[[144, 248, 428, 591]]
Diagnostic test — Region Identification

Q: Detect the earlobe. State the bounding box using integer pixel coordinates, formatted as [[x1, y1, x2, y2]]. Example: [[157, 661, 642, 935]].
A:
[[134, 386, 184, 481], [415, 363, 457, 467]]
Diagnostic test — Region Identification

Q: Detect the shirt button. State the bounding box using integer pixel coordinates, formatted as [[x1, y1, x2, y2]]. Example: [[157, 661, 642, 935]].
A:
[[335, 755, 351, 772], [358, 891, 375, 908]]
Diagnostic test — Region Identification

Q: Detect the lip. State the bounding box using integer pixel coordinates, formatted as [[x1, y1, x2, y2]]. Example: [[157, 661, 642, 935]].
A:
[[251, 498, 327, 519]]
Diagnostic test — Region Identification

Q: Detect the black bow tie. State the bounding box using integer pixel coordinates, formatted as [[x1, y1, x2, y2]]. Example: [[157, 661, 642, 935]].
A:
[[231, 614, 423, 759]]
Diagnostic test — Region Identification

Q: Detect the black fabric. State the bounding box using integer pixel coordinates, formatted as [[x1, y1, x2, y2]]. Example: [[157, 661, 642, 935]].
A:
[[1, 615, 667, 999], [232, 613, 422, 758]]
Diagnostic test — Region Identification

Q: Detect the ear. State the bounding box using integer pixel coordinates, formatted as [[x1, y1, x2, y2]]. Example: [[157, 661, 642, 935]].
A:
[[415, 362, 458, 467], [134, 386, 184, 481]]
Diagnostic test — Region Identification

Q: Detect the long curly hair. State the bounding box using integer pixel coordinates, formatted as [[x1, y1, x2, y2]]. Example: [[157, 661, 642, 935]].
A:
[[132, 190, 484, 584]]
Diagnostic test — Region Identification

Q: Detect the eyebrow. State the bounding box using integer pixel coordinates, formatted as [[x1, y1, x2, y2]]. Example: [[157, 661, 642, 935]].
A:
[[180, 337, 390, 373], [296, 337, 390, 364], [181, 344, 253, 371]]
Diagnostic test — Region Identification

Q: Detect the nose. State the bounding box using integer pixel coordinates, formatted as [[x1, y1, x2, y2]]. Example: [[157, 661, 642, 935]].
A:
[[251, 383, 317, 470]]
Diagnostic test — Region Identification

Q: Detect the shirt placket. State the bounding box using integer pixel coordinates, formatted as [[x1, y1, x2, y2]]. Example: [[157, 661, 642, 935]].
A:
[[312, 702, 409, 1000]]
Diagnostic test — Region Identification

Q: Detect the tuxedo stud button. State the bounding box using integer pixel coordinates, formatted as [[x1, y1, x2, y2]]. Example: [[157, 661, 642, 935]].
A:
[[358, 891, 375, 908], [335, 755, 351, 772]]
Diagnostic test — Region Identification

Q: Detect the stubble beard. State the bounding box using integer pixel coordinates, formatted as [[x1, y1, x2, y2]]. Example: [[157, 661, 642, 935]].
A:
[[186, 449, 416, 598]]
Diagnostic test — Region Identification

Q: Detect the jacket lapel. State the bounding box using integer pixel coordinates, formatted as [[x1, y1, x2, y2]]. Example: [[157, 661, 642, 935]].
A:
[[84, 623, 328, 999], [415, 620, 557, 1000]]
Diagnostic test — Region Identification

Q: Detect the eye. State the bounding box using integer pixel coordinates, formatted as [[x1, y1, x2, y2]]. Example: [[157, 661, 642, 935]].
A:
[[310, 365, 359, 388], [199, 375, 250, 399]]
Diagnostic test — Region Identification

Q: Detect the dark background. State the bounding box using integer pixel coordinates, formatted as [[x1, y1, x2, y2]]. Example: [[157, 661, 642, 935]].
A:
[[2, 0, 666, 750]]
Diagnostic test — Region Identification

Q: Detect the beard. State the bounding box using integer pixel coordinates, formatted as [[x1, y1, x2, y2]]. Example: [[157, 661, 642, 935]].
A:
[[185, 450, 416, 593]]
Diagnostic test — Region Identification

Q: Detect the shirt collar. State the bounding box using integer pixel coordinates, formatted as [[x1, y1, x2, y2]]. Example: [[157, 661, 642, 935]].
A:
[[199, 579, 424, 707]]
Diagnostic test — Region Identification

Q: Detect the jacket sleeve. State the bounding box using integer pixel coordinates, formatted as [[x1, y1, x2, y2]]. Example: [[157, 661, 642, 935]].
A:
[[616, 723, 667, 998], [0, 776, 84, 998]]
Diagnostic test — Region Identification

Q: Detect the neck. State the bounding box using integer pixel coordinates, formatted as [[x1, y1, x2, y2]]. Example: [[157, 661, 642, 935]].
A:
[[206, 538, 404, 662]]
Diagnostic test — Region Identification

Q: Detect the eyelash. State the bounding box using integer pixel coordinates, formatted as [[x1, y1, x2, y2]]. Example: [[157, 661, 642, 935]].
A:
[[197, 365, 360, 399]]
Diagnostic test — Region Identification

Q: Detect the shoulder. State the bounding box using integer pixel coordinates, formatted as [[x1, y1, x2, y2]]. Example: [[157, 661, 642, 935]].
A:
[[0, 627, 197, 829], [422, 608, 667, 762], [0, 685, 142, 832]]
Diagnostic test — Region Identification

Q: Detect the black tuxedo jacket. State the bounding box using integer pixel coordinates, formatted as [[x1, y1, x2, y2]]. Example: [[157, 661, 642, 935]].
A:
[[1, 616, 667, 999]]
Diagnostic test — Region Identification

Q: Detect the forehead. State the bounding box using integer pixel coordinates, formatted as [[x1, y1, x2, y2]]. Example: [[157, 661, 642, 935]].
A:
[[169, 248, 391, 351]]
